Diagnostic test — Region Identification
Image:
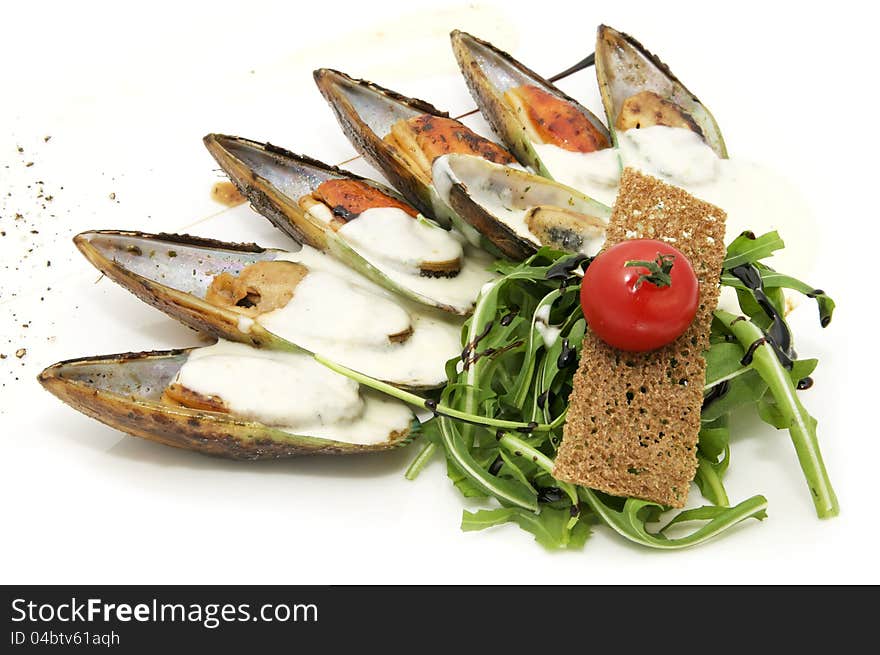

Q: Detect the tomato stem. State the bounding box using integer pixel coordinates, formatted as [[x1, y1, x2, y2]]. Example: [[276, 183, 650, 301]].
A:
[[625, 253, 675, 289]]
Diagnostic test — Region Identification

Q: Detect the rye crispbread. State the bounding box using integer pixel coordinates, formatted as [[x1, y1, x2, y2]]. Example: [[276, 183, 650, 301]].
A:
[[553, 168, 727, 507]]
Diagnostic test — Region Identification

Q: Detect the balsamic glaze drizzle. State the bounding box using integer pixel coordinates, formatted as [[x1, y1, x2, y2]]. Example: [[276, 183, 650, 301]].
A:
[[797, 377, 814, 390], [537, 486, 565, 503], [702, 379, 730, 410], [536, 390, 550, 409], [557, 338, 577, 369], [545, 253, 592, 290], [729, 263, 796, 369], [488, 456, 503, 476], [460, 321, 494, 370], [500, 310, 517, 327], [740, 338, 766, 366]]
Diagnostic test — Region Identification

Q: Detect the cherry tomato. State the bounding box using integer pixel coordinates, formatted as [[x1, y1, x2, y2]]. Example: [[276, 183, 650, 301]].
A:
[[580, 239, 699, 352]]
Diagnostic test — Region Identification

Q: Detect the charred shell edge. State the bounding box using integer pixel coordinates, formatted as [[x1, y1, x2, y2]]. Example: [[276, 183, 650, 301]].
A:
[[38, 349, 416, 460]]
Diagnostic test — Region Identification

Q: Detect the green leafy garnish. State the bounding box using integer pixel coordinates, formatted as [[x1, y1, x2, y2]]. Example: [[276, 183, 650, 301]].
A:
[[315, 231, 837, 548]]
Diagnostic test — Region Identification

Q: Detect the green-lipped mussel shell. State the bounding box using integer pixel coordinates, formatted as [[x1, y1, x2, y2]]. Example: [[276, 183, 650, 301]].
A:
[[202, 135, 489, 316], [203, 134, 410, 250], [38, 350, 414, 459], [313, 68, 447, 224], [72, 230, 456, 389], [75, 230, 293, 349], [437, 154, 610, 261], [595, 24, 727, 158], [450, 30, 610, 177]]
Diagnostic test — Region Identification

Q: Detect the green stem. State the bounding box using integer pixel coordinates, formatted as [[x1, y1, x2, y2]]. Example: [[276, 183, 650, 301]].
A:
[[314, 354, 553, 432], [714, 309, 838, 518], [697, 457, 730, 507], [498, 432, 578, 506], [440, 419, 538, 511], [404, 441, 436, 481], [577, 489, 768, 549]]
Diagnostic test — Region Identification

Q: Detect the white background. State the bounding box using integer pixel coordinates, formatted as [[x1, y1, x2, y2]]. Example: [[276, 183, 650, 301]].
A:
[[1, 0, 876, 584]]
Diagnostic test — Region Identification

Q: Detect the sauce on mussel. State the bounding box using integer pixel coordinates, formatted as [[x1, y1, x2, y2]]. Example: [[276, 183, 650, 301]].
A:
[[162, 340, 413, 445], [203, 257, 461, 386], [300, 179, 463, 278]]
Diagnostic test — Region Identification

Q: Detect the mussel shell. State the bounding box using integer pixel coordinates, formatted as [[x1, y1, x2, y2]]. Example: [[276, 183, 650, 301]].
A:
[[313, 68, 444, 222], [595, 24, 727, 158], [38, 350, 414, 459], [203, 134, 410, 250], [203, 135, 492, 315], [451, 30, 610, 176], [436, 154, 610, 261], [74, 230, 294, 350], [73, 230, 464, 388]]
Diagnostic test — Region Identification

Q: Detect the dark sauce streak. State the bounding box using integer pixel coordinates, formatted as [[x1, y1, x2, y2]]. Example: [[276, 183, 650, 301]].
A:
[[516, 421, 538, 434], [729, 264, 796, 369], [797, 377, 814, 390], [460, 320, 494, 369], [500, 311, 517, 327], [545, 254, 591, 287], [557, 338, 577, 369], [537, 486, 565, 503], [702, 379, 730, 410], [537, 390, 550, 409], [740, 338, 766, 366], [488, 456, 503, 476]]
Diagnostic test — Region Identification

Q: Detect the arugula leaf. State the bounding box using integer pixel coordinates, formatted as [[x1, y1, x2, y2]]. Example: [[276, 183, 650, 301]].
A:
[[461, 506, 593, 550], [723, 230, 785, 268]]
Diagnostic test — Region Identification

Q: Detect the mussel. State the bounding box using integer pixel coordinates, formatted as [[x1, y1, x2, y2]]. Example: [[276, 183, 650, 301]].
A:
[[38, 343, 415, 460], [203, 134, 496, 315], [451, 30, 611, 179], [74, 230, 462, 390], [595, 24, 727, 158], [433, 154, 609, 260], [313, 70, 611, 260], [313, 68, 519, 243]]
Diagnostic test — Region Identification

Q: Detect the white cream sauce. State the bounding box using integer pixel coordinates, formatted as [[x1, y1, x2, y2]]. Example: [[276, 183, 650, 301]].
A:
[[534, 304, 560, 348], [531, 126, 817, 274], [303, 201, 495, 314], [532, 143, 621, 206], [308, 203, 463, 276], [173, 340, 413, 445], [260, 270, 411, 348], [254, 249, 462, 387]]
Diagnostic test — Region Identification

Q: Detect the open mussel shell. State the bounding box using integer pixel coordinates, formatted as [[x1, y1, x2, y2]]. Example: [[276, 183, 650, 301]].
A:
[[313, 69, 445, 220], [203, 134, 491, 315], [435, 154, 610, 261], [73, 230, 457, 390], [314, 68, 488, 244], [38, 350, 414, 459], [204, 134, 407, 250], [451, 30, 610, 176], [595, 24, 727, 158]]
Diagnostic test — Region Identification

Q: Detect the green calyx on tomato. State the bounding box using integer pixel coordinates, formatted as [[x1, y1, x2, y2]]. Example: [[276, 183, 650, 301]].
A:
[[580, 239, 699, 352]]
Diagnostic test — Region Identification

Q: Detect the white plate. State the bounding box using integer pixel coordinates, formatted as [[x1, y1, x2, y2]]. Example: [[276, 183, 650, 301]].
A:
[[0, 0, 874, 584]]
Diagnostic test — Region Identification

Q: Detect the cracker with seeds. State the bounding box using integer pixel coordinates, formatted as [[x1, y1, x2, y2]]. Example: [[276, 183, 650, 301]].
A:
[[553, 168, 727, 507]]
